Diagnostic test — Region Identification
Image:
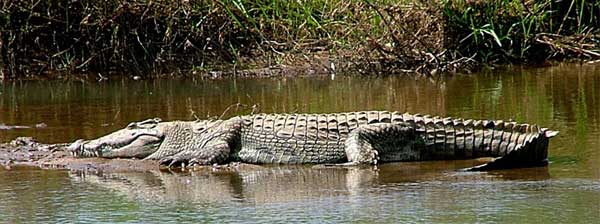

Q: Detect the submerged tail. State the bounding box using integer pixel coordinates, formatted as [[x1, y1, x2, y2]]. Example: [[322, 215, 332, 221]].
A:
[[466, 128, 559, 171]]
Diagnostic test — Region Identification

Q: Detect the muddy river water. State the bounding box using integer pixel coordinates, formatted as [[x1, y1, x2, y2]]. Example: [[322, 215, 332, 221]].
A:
[[0, 64, 599, 223]]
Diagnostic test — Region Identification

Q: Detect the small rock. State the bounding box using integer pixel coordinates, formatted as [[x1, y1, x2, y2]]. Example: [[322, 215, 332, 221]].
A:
[[11, 137, 39, 148], [35, 123, 47, 128]]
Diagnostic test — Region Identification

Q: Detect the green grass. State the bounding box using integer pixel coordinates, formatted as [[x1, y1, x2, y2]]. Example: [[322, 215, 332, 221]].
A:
[[443, 0, 600, 63], [0, 0, 598, 79]]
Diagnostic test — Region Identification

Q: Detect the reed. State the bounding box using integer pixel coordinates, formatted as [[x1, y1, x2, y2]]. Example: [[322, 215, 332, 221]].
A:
[[443, 0, 600, 63]]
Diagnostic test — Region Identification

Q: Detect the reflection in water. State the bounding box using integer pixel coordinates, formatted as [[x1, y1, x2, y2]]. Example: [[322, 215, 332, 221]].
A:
[[69, 162, 553, 205], [52, 163, 597, 223], [1, 64, 600, 222], [69, 166, 377, 204]]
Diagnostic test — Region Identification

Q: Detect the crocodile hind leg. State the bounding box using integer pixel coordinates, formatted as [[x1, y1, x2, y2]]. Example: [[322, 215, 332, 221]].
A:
[[344, 123, 424, 165]]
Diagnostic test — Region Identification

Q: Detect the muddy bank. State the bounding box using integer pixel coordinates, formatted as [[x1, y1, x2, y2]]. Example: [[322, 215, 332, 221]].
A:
[[0, 137, 262, 172], [0, 137, 157, 172]]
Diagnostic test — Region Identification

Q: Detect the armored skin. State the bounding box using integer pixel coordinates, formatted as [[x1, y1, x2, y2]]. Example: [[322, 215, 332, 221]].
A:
[[68, 111, 559, 171]]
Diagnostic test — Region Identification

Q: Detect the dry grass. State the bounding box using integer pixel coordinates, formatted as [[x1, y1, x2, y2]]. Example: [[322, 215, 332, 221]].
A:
[[0, 0, 598, 80]]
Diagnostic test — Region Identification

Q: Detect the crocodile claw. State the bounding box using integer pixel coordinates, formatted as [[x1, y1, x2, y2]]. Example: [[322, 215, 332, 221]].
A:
[[159, 156, 186, 168], [160, 154, 204, 168]]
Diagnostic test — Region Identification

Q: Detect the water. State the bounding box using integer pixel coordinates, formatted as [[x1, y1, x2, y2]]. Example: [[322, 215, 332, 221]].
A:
[[1, 64, 599, 223]]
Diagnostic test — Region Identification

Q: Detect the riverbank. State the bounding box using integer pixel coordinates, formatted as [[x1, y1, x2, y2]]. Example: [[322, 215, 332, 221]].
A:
[[1, 0, 599, 80], [0, 137, 267, 172], [0, 137, 157, 171]]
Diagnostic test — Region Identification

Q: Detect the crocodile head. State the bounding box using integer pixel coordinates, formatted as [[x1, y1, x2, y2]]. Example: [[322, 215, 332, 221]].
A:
[[68, 118, 166, 158]]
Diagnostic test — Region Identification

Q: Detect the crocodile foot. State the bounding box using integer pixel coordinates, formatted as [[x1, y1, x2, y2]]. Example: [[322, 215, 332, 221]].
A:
[[159, 156, 198, 168], [159, 148, 229, 168]]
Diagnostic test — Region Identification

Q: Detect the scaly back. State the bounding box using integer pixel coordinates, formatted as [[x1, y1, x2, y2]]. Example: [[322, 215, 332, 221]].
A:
[[241, 111, 557, 165]]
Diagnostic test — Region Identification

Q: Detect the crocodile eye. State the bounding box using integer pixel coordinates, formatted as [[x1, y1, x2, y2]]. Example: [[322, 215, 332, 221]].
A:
[[127, 123, 136, 129]]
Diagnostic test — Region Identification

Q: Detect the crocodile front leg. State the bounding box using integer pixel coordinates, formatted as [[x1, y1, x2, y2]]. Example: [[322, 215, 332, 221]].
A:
[[159, 137, 234, 167], [344, 123, 425, 165], [159, 118, 243, 167]]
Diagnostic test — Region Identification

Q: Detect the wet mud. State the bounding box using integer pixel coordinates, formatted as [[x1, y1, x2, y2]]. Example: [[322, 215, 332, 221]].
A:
[[0, 138, 154, 172]]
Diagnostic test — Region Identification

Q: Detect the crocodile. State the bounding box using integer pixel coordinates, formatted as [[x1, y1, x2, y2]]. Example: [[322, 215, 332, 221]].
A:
[[68, 111, 559, 171]]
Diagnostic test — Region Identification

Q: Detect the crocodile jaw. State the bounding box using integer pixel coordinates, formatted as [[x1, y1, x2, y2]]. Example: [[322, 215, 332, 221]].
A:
[[68, 129, 164, 159]]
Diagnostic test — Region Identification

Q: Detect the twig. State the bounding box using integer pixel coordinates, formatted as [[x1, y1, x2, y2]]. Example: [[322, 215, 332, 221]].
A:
[[218, 103, 246, 120], [587, 59, 600, 64], [112, 109, 121, 121], [250, 104, 261, 115], [556, 0, 575, 35]]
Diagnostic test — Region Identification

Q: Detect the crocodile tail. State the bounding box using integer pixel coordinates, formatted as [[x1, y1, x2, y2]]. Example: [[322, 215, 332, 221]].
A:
[[465, 127, 558, 171]]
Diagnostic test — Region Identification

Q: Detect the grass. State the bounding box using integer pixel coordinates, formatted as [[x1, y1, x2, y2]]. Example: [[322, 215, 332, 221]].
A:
[[0, 0, 598, 80], [443, 0, 600, 63]]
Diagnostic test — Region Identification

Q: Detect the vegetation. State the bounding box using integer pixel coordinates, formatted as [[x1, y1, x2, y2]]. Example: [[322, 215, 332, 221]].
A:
[[444, 0, 600, 63], [0, 0, 598, 79]]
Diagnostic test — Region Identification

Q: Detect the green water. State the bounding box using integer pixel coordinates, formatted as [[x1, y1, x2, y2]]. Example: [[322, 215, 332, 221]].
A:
[[0, 64, 599, 223]]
